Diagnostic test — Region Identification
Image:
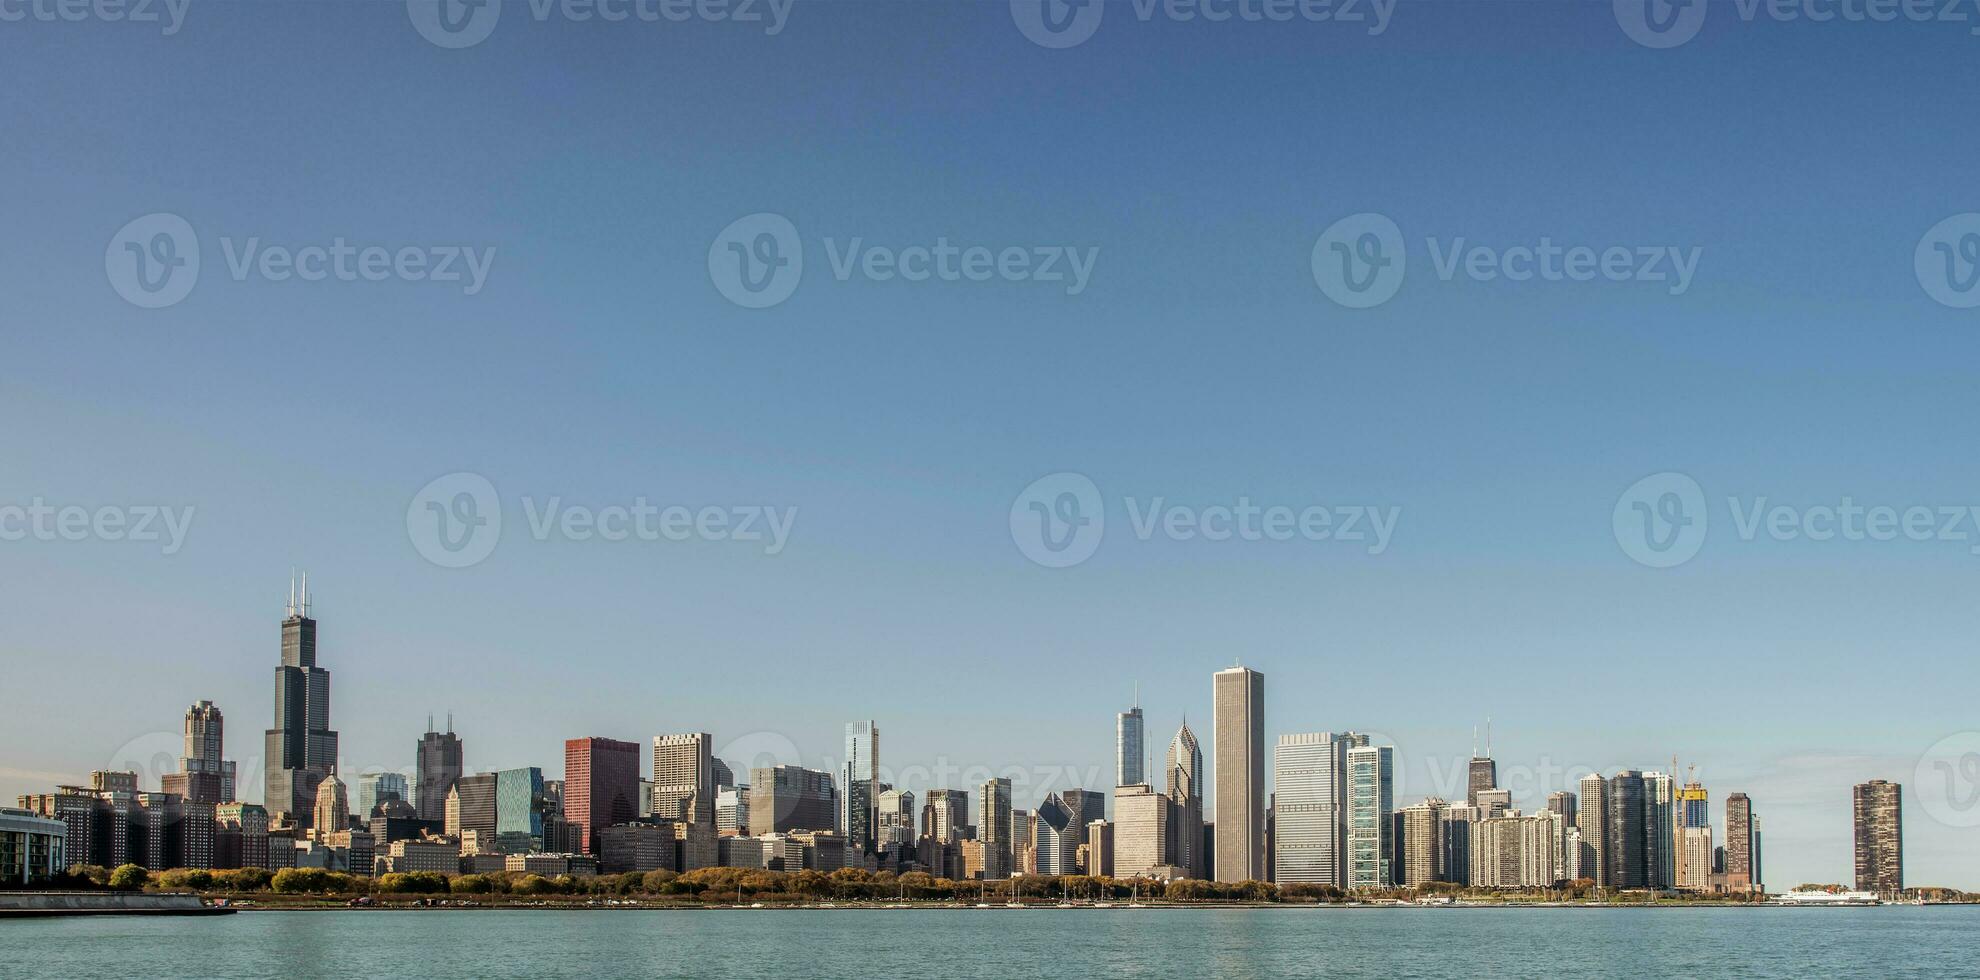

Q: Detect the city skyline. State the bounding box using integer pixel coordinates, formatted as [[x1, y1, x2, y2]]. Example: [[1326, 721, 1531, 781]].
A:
[[8, 0, 1980, 901], [0, 580, 1951, 890]]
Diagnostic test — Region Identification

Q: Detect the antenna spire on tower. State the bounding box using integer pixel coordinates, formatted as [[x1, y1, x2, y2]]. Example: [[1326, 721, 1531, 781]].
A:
[[287, 569, 297, 617], [300, 571, 308, 616], [1485, 717, 1492, 757]]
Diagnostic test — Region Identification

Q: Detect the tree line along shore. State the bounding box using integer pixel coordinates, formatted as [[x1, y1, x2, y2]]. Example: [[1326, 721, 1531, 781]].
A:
[[12, 864, 1888, 908]]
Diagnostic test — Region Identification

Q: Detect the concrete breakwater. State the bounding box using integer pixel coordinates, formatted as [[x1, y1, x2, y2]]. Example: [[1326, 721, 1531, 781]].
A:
[[0, 891, 234, 916]]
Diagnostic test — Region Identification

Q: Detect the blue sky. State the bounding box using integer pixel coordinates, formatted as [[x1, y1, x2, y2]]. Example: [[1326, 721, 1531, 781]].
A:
[[4, 0, 1980, 889]]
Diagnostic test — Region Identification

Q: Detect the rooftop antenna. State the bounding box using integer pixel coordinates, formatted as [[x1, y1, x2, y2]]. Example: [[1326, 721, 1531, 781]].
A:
[[428, 713, 434, 734], [1472, 725, 1478, 759], [447, 711, 454, 734], [1133, 681, 1140, 710], [1486, 717, 1492, 757], [300, 571, 309, 616], [287, 569, 297, 618]]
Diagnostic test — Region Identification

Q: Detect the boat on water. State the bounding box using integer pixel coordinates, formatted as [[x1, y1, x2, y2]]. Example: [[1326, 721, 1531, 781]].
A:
[[1771, 891, 1882, 906]]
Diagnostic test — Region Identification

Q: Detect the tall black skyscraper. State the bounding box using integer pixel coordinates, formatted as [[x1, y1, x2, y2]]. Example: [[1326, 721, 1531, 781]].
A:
[[1605, 770, 1650, 890], [1466, 721, 1497, 807], [263, 574, 339, 827], [416, 719, 465, 824]]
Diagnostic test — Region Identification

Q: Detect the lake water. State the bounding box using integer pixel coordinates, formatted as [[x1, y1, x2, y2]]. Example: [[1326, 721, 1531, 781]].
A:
[[7, 906, 1969, 978]]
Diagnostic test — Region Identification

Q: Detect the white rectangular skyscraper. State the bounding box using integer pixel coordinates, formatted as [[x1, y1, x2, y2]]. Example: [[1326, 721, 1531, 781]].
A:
[[1273, 732, 1355, 886]]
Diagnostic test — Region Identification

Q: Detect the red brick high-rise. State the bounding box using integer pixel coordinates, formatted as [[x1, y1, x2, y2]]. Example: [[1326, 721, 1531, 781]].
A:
[[563, 737, 640, 856]]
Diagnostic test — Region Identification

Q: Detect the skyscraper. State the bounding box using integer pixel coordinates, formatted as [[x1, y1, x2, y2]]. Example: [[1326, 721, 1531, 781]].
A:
[[651, 733, 715, 824], [354, 772, 410, 818], [924, 788, 969, 844], [494, 767, 549, 850], [563, 737, 640, 856], [1675, 777, 1708, 890], [717, 786, 751, 837], [447, 772, 499, 844], [1725, 792, 1755, 892], [842, 721, 879, 853], [1577, 772, 1609, 887], [1117, 702, 1145, 787], [978, 778, 1013, 879], [1167, 722, 1204, 879], [1643, 771, 1675, 889], [1112, 783, 1169, 879], [876, 787, 915, 846], [1034, 793, 1077, 875], [1853, 779, 1902, 894], [1546, 790, 1577, 826], [162, 701, 235, 804], [1273, 732, 1354, 886], [1399, 798, 1447, 886], [1606, 770, 1651, 890], [312, 773, 349, 834], [1467, 723, 1496, 808], [1011, 809, 1036, 875], [1059, 788, 1104, 867], [414, 722, 464, 825], [1439, 803, 1478, 886], [1212, 665, 1265, 883], [264, 576, 338, 827], [1345, 743, 1394, 889], [747, 766, 838, 836]]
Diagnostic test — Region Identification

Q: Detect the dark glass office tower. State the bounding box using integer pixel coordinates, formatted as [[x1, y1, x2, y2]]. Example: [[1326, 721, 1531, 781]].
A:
[[416, 724, 465, 824], [263, 576, 339, 827], [1605, 770, 1649, 890]]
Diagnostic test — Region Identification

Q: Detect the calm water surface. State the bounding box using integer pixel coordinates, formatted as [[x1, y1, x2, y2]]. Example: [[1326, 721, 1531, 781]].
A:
[[7, 906, 1971, 978]]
